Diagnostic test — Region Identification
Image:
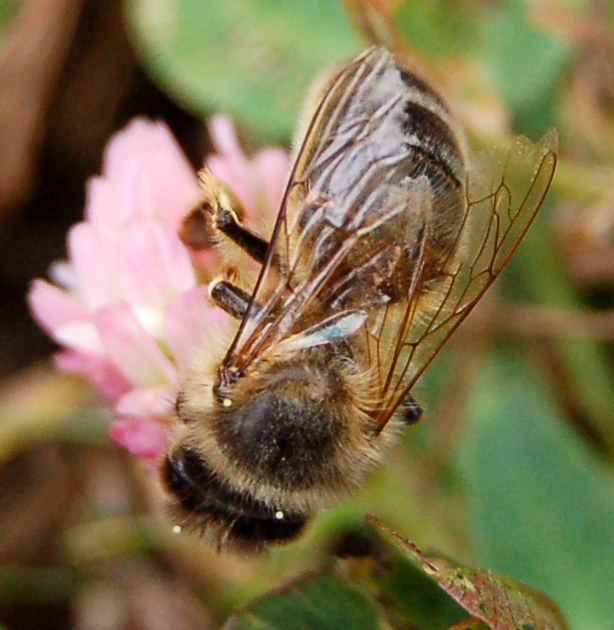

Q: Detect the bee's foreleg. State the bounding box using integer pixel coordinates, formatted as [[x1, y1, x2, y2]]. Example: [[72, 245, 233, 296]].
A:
[[180, 201, 269, 265], [215, 207, 269, 264]]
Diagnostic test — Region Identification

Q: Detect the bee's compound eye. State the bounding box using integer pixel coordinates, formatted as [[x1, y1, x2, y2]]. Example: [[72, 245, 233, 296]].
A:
[[214, 366, 241, 403], [162, 446, 205, 512]]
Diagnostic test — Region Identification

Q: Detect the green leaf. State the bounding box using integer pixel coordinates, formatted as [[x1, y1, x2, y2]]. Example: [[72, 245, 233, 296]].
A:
[[0, 566, 78, 605], [507, 208, 614, 454], [224, 517, 571, 630], [478, 0, 572, 133], [124, 0, 360, 143], [435, 569, 570, 630], [393, 0, 478, 60], [367, 535, 468, 630], [457, 352, 614, 630], [368, 517, 570, 630], [0, 0, 20, 34], [449, 620, 490, 630], [224, 569, 386, 630]]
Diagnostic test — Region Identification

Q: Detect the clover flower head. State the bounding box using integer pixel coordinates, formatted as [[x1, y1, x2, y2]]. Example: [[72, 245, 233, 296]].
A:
[[28, 116, 289, 459]]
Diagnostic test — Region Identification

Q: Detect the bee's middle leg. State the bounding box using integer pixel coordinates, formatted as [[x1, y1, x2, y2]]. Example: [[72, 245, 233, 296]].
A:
[[209, 279, 253, 320]]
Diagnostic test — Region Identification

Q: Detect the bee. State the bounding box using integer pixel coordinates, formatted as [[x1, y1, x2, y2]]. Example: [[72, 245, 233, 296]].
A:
[[162, 47, 558, 553]]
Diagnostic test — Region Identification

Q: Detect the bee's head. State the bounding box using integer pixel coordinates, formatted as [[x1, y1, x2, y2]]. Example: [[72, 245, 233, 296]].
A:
[[161, 443, 308, 553]]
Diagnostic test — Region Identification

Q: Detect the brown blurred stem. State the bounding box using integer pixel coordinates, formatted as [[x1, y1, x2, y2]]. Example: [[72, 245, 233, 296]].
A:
[[468, 301, 614, 340], [342, 0, 395, 47], [0, 0, 86, 213]]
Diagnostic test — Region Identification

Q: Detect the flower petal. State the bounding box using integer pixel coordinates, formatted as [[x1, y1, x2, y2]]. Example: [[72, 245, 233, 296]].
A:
[[48, 261, 78, 291], [189, 248, 223, 277], [145, 126, 201, 227], [68, 222, 120, 310], [93, 301, 177, 387], [253, 147, 289, 222], [28, 279, 102, 352], [208, 114, 245, 159], [54, 322, 104, 353], [207, 154, 255, 218], [206, 116, 290, 226], [116, 385, 174, 417], [28, 278, 89, 335], [84, 176, 123, 235], [207, 115, 256, 216], [116, 220, 195, 310], [163, 286, 234, 368], [109, 416, 170, 460], [102, 119, 200, 228], [54, 349, 131, 403]]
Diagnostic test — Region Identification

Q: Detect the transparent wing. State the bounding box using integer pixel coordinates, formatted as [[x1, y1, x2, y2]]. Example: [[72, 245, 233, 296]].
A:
[[221, 47, 448, 377], [219, 44, 557, 428], [370, 128, 558, 429]]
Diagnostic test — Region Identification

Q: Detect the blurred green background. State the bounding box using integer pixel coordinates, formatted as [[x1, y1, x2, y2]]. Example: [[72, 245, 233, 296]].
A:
[[1, 0, 614, 629]]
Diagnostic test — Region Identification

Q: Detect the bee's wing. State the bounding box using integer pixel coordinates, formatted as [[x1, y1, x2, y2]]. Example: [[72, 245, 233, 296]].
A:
[[222, 46, 437, 373], [371, 128, 558, 428], [221, 44, 557, 423]]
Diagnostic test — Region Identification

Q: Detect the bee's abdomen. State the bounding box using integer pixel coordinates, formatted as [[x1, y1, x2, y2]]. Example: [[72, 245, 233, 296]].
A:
[[297, 53, 467, 310], [400, 95, 466, 283], [402, 99, 464, 192]]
